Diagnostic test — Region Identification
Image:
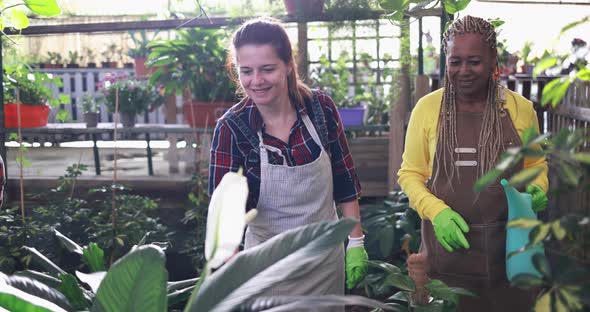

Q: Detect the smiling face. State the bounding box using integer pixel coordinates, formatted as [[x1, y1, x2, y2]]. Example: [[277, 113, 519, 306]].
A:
[[446, 32, 496, 100], [236, 44, 292, 108]]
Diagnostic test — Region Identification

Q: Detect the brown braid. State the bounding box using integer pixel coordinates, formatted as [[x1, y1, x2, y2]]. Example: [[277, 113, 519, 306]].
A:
[[433, 15, 504, 190]]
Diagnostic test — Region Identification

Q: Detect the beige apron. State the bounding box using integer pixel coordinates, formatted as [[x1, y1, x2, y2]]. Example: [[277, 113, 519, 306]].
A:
[[422, 109, 536, 311], [244, 113, 345, 310]]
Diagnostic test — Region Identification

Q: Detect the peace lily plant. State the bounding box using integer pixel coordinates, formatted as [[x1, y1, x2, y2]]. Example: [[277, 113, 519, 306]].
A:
[[0, 170, 388, 311]]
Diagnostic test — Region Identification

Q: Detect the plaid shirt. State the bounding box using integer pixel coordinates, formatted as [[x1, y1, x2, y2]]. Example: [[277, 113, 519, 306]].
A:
[[209, 90, 361, 210]]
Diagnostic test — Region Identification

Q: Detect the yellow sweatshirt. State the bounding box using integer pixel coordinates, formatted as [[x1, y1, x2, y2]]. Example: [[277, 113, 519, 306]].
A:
[[398, 88, 549, 221]]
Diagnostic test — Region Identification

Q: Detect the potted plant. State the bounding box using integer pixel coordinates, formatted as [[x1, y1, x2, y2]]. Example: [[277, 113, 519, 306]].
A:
[[97, 73, 164, 127], [148, 27, 236, 128], [101, 43, 118, 68], [520, 41, 534, 75], [310, 52, 366, 127], [80, 93, 100, 127], [66, 50, 80, 68], [84, 47, 97, 68], [3, 64, 67, 128], [128, 29, 159, 77]]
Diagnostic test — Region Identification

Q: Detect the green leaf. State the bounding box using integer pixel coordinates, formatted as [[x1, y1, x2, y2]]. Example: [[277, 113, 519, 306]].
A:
[[13, 271, 61, 290], [91, 245, 167, 312], [387, 291, 408, 302], [58, 274, 88, 310], [576, 68, 590, 81], [367, 260, 402, 275], [520, 127, 538, 145], [507, 218, 542, 229], [379, 225, 395, 257], [185, 219, 357, 312], [533, 57, 558, 77], [532, 254, 551, 279], [558, 162, 581, 186], [510, 273, 545, 288], [23, 0, 61, 16], [426, 279, 459, 306], [379, 0, 409, 11], [530, 224, 551, 245], [75, 271, 106, 294], [167, 286, 195, 307], [1, 273, 72, 311], [384, 273, 415, 292], [560, 16, 589, 35], [534, 292, 551, 312], [474, 169, 502, 192], [487, 18, 505, 29], [0, 284, 67, 312], [573, 152, 590, 165], [443, 0, 471, 14], [7, 9, 29, 30], [54, 230, 83, 255], [541, 77, 571, 107], [22, 246, 67, 277], [449, 287, 477, 297], [82, 243, 106, 272], [551, 221, 567, 240], [234, 295, 391, 311], [559, 286, 583, 310], [167, 278, 199, 293], [507, 167, 544, 189]]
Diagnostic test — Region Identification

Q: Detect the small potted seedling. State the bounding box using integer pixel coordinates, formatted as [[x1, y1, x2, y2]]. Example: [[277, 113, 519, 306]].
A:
[[80, 93, 100, 127]]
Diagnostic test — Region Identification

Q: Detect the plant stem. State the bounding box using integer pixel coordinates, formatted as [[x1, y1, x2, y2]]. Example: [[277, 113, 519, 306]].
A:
[[0, 3, 25, 14], [16, 89, 25, 227], [110, 88, 119, 265], [69, 150, 84, 199]]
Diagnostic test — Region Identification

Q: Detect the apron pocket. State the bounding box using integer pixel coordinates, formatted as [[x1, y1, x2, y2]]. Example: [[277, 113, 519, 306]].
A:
[[433, 222, 506, 282]]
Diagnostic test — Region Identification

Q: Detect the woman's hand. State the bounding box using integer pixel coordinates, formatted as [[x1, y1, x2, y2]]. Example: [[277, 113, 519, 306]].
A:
[[432, 208, 470, 252]]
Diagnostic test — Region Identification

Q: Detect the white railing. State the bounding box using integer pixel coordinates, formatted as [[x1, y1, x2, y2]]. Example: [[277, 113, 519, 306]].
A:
[[40, 68, 183, 126]]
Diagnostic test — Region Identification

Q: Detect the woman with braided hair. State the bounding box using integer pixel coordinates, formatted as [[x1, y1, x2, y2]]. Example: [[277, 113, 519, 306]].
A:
[[398, 15, 548, 310]]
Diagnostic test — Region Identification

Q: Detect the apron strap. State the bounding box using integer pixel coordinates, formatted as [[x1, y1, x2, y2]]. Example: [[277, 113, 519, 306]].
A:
[[225, 110, 260, 155]]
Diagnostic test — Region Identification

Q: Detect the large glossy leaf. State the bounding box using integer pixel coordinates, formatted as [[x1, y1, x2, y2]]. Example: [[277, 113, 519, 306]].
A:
[[58, 274, 88, 310], [426, 279, 459, 306], [237, 295, 392, 312], [1, 273, 71, 311], [13, 271, 61, 289], [573, 152, 590, 165], [167, 277, 199, 293], [0, 276, 68, 312], [529, 224, 551, 245], [22, 246, 66, 277], [54, 230, 83, 255], [167, 286, 195, 307], [91, 245, 167, 312], [24, 0, 61, 16], [368, 261, 402, 275], [534, 292, 551, 312], [75, 271, 105, 294], [185, 219, 356, 312], [576, 68, 590, 81], [541, 77, 571, 107], [379, 0, 409, 11], [385, 273, 415, 292], [533, 57, 557, 77]]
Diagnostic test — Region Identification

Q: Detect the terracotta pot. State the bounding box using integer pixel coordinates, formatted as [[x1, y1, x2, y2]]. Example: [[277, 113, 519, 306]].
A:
[[283, 0, 324, 16], [5, 103, 50, 128], [183, 101, 233, 128], [134, 57, 148, 77]]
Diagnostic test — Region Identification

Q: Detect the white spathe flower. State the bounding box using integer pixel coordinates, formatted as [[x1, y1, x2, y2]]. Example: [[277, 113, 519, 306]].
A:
[[205, 170, 249, 269]]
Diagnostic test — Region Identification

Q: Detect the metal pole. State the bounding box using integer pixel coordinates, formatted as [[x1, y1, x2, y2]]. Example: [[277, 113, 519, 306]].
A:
[[418, 17, 424, 75]]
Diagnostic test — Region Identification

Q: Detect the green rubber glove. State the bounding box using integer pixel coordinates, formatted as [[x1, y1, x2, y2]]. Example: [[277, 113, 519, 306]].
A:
[[526, 184, 548, 212], [345, 246, 368, 289], [432, 208, 470, 252]]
